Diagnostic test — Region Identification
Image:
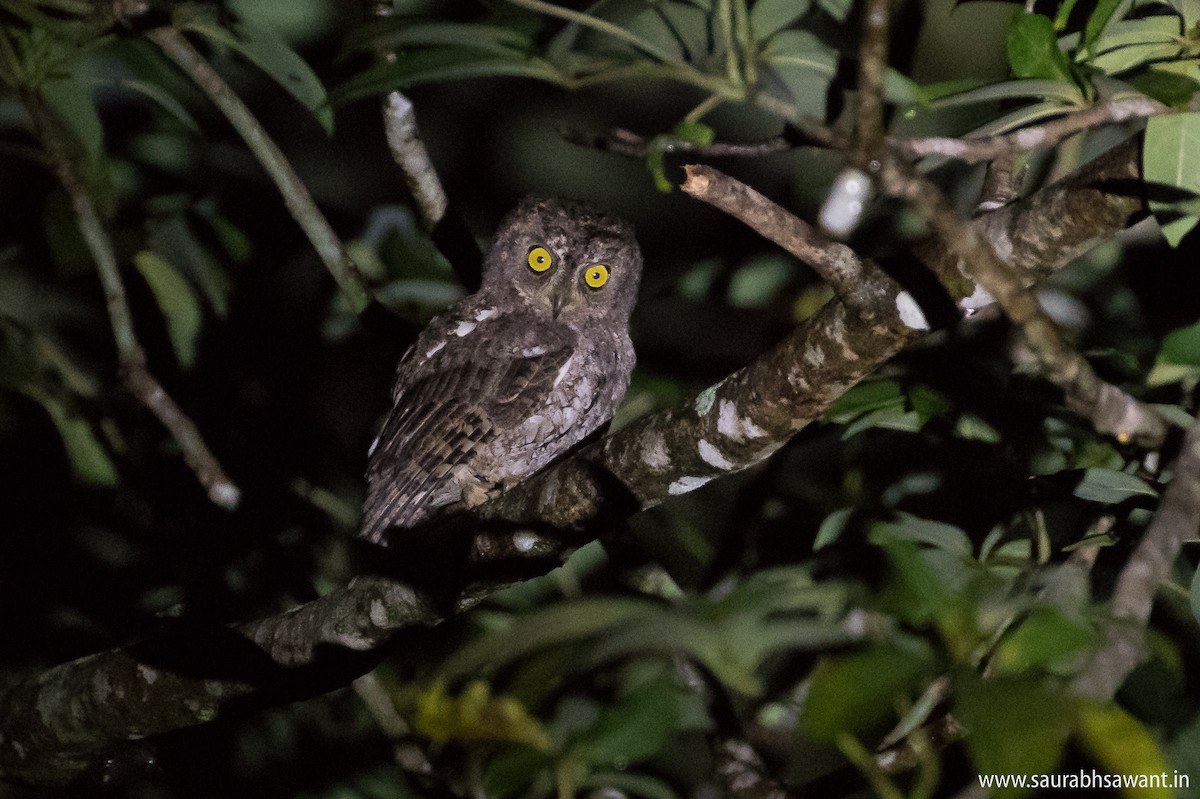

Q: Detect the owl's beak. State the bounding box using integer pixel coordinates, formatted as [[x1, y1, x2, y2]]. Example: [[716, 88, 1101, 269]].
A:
[[549, 291, 567, 319]]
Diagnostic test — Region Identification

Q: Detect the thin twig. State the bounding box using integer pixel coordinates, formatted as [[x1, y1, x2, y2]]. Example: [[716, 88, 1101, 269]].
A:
[[853, 0, 890, 159], [680, 164, 889, 315], [560, 125, 792, 158], [363, 0, 448, 230], [24, 91, 240, 510], [895, 95, 1175, 164], [147, 27, 375, 314], [1072, 410, 1200, 700]]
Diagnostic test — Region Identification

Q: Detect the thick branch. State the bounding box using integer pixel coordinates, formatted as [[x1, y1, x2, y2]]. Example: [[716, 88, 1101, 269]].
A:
[[146, 27, 375, 314], [873, 148, 1167, 448], [23, 91, 240, 510], [1072, 411, 1200, 700], [0, 144, 1146, 788]]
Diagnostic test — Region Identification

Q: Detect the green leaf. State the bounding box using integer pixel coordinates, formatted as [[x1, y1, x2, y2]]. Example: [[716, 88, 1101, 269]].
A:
[[922, 79, 1083, 109], [174, 6, 334, 134], [645, 120, 716, 193], [1087, 18, 1184, 77], [29, 391, 118, 486], [955, 676, 1073, 796], [814, 507, 852, 550], [1159, 321, 1200, 366], [759, 29, 838, 119], [992, 607, 1096, 675], [908, 383, 950, 424], [802, 643, 934, 741], [727, 256, 792, 307], [875, 540, 955, 625], [955, 413, 1001, 443], [815, 0, 852, 22], [842, 407, 921, 438], [1076, 702, 1174, 799], [1084, 0, 1128, 54], [331, 51, 566, 104], [749, 0, 812, 40], [133, 251, 204, 368], [825, 379, 904, 423], [42, 74, 103, 165], [1054, 0, 1080, 30], [870, 513, 973, 557], [1144, 113, 1200, 246], [574, 677, 683, 766], [345, 20, 534, 58], [1008, 13, 1074, 82], [671, 119, 715, 146], [1128, 69, 1200, 108], [1072, 468, 1158, 503], [111, 78, 201, 132], [1171, 0, 1200, 27], [442, 598, 656, 680]]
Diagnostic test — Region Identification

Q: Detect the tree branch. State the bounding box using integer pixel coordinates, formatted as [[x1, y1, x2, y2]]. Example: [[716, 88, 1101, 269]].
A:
[[0, 143, 1147, 787], [894, 95, 1175, 164], [23, 90, 240, 510], [1071, 410, 1200, 700], [146, 27, 376, 314], [874, 148, 1168, 448], [362, 0, 448, 231], [680, 164, 890, 316], [853, 0, 890, 160]]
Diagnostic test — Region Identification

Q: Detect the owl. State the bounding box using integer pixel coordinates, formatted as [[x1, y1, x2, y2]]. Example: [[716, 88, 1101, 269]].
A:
[[361, 197, 642, 544]]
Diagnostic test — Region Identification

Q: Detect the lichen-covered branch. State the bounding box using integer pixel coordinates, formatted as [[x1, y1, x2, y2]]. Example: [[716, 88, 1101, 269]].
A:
[[873, 148, 1168, 448], [1072, 410, 1200, 700], [0, 144, 1146, 787], [23, 91, 240, 510], [146, 27, 375, 314]]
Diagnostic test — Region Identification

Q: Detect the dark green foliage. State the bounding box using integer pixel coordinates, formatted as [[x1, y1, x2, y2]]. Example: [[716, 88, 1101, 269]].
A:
[[2, 0, 1200, 797]]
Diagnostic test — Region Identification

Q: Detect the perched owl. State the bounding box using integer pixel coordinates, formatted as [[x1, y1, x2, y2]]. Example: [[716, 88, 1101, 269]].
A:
[[361, 197, 642, 544]]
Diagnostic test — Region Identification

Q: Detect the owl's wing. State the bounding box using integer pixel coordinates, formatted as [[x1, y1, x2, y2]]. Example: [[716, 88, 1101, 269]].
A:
[[361, 326, 575, 543]]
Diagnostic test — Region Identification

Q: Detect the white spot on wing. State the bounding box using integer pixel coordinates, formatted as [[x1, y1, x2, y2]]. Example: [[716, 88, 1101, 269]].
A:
[[425, 340, 446, 358], [455, 321, 477, 337], [698, 439, 735, 470], [522, 345, 547, 357], [668, 475, 713, 495], [553, 354, 576, 388], [895, 291, 930, 330], [475, 307, 497, 321]]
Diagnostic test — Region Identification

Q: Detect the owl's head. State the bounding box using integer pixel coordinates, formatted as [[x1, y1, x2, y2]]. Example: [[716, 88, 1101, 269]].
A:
[[483, 197, 642, 323]]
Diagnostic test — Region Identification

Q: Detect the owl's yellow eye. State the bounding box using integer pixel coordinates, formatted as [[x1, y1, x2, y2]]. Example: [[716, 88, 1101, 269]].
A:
[[584, 264, 609, 289], [527, 246, 553, 273]]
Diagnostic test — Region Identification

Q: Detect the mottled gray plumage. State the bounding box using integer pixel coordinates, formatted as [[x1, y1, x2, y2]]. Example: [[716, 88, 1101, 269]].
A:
[[362, 197, 642, 544]]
